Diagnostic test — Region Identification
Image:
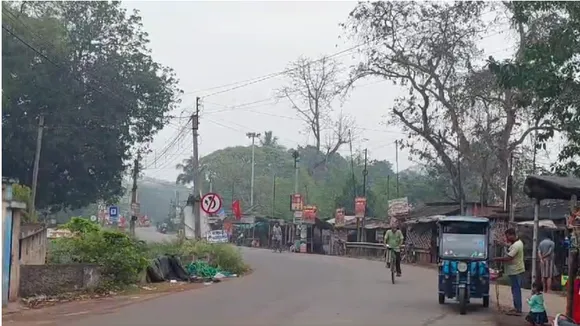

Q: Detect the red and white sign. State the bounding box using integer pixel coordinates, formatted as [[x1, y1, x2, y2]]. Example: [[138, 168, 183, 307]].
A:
[[290, 194, 303, 211], [201, 193, 222, 214], [335, 208, 346, 227], [303, 205, 317, 224], [355, 197, 366, 218]]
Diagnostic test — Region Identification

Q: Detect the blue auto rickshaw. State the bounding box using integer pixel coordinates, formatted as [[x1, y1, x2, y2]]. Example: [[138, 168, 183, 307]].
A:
[[437, 216, 490, 315]]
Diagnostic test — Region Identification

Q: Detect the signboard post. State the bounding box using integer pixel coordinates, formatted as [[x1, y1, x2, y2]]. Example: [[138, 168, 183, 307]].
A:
[[290, 194, 303, 211], [108, 206, 119, 225], [201, 193, 222, 215], [355, 197, 366, 242], [131, 202, 140, 217]]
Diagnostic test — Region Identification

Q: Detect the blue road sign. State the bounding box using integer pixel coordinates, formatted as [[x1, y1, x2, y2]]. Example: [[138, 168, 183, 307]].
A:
[[108, 206, 119, 222]]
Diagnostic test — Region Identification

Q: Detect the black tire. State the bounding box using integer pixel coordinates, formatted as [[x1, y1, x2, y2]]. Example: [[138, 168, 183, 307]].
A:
[[458, 287, 467, 315], [390, 255, 396, 284], [482, 295, 489, 308], [438, 293, 445, 304]]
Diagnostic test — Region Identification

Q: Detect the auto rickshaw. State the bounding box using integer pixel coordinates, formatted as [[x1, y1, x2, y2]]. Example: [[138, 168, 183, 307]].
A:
[[437, 216, 490, 315]]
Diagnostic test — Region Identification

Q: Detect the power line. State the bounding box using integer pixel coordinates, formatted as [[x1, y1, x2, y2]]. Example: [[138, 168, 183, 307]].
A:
[[191, 8, 505, 99]]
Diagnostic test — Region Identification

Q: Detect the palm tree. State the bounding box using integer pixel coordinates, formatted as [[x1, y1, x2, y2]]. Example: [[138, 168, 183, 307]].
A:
[[176, 158, 194, 185], [259, 131, 279, 147]]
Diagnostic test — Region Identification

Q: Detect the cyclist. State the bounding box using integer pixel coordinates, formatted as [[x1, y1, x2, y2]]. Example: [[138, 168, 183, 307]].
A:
[[272, 222, 282, 251], [384, 225, 404, 277]]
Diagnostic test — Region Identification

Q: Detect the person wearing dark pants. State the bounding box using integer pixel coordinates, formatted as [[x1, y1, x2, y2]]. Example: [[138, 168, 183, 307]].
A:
[[494, 228, 525, 316], [384, 225, 404, 277]]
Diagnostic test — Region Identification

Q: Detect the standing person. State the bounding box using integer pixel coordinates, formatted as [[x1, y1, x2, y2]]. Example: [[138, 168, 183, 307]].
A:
[[384, 226, 404, 277], [494, 228, 525, 316], [538, 235, 555, 293], [272, 222, 282, 252]]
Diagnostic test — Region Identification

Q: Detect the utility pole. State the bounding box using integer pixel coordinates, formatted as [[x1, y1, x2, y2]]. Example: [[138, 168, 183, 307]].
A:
[[192, 97, 202, 239], [362, 149, 368, 241], [272, 173, 276, 218], [458, 146, 465, 215], [246, 132, 261, 208], [395, 140, 400, 198], [348, 130, 359, 241], [29, 115, 45, 219], [129, 155, 140, 237], [386, 174, 391, 222], [292, 150, 300, 195], [509, 152, 515, 222], [208, 174, 213, 193]]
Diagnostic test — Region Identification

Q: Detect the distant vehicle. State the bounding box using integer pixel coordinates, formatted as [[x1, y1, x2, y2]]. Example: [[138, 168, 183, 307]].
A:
[[206, 230, 228, 244]]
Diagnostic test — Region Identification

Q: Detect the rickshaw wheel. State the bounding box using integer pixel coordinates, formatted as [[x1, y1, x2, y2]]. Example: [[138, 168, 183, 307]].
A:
[[438, 293, 445, 304], [482, 296, 489, 308], [458, 287, 467, 315]]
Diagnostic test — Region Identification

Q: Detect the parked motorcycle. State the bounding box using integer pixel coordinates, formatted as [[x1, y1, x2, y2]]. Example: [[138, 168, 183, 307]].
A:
[[554, 314, 579, 326]]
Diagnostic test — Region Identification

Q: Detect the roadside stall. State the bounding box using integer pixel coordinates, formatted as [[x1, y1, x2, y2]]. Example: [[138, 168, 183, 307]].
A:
[[523, 175, 580, 321]]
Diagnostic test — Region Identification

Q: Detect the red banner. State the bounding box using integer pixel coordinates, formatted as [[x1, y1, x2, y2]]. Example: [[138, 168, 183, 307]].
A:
[[232, 200, 242, 220], [355, 197, 366, 218], [303, 205, 317, 224], [335, 208, 345, 227]]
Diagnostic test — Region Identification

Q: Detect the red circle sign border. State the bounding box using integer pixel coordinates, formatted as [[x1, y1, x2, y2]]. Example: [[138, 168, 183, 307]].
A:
[[201, 192, 222, 214]]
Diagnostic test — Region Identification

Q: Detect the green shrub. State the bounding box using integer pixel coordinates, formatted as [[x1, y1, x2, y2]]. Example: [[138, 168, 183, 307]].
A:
[[210, 243, 249, 275], [144, 240, 184, 259], [50, 218, 149, 285], [49, 218, 250, 284], [144, 239, 249, 275]]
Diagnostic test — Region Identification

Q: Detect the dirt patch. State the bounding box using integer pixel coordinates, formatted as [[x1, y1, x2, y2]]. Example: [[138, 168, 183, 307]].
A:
[[2, 281, 221, 325]]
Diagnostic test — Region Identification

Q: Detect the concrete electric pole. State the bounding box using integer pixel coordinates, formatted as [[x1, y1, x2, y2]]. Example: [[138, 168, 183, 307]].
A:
[[362, 148, 368, 241], [246, 132, 261, 208], [29, 115, 45, 219], [192, 97, 202, 239], [129, 154, 140, 237], [395, 140, 400, 198]]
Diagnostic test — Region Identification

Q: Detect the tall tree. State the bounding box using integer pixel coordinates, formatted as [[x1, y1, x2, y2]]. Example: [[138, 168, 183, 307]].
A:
[[259, 130, 279, 147], [343, 1, 556, 203], [277, 56, 353, 172], [2, 2, 182, 210], [489, 2, 580, 176]]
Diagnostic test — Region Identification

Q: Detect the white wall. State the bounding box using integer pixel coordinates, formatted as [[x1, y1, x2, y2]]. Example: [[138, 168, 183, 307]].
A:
[[183, 204, 210, 239]]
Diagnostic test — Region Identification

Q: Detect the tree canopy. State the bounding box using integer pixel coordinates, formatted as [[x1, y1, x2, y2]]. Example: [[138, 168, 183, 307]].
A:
[[2, 1, 182, 211], [175, 130, 474, 220], [489, 2, 580, 176]]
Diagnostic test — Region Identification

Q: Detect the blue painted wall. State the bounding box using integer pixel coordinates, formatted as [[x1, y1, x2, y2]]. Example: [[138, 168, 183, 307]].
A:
[[2, 183, 14, 306]]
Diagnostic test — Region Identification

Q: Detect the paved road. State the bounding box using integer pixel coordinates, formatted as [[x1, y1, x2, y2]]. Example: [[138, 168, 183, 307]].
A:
[[57, 248, 496, 326], [135, 226, 176, 243]]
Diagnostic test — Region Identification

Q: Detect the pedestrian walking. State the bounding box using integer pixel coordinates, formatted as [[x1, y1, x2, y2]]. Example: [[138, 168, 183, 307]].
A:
[[538, 236, 555, 293], [494, 228, 525, 316]]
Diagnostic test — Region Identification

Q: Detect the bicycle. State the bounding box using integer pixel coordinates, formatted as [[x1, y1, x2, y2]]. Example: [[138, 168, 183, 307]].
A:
[[272, 238, 283, 253], [385, 245, 397, 284]]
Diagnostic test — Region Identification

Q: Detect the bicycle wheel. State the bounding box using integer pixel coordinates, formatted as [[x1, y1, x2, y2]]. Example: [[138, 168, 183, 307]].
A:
[[391, 254, 396, 284]]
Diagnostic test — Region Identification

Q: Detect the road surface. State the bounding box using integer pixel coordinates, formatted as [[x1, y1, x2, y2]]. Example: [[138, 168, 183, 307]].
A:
[[135, 226, 176, 243], [54, 248, 496, 326]]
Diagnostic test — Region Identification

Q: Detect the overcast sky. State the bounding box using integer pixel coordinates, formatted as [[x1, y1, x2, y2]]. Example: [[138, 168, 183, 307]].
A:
[[121, 1, 555, 183]]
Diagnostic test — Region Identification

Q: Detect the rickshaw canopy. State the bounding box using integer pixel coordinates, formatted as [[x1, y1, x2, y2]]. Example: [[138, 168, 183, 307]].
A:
[[437, 216, 489, 224]]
